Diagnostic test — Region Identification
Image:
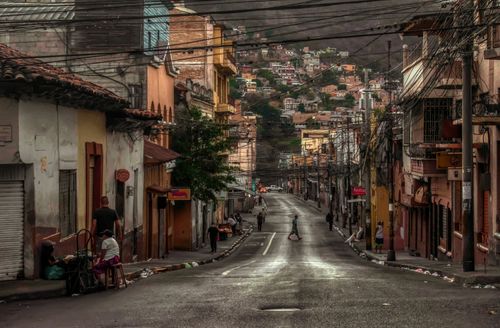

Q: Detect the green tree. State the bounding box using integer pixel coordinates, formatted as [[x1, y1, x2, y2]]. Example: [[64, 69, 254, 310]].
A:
[[338, 84, 347, 90], [172, 107, 235, 202], [344, 94, 355, 107], [254, 79, 263, 87], [298, 103, 306, 113], [256, 69, 276, 86]]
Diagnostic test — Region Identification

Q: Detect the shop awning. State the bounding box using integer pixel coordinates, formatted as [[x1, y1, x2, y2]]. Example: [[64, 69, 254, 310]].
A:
[[144, 140, 180, 164]]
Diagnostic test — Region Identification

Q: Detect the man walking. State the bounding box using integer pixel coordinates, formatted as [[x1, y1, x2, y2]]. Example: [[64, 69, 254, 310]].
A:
[[207, 223, 219, 253], [288, 215, 302, 240], [326, 212, 333, 231], [91, 196, 122, 249], [257, 211, 264, 232]]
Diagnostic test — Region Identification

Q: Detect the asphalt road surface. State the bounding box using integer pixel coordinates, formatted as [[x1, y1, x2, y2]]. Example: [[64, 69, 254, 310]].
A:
[[1, 193, 499, 328]]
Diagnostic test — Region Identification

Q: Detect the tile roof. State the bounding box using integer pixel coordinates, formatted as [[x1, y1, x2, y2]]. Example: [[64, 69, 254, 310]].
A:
[[0, 3, 74, 22], [144, 140, 180, 164], [0, 43, 127, 110], [126, 109, 162, 121]]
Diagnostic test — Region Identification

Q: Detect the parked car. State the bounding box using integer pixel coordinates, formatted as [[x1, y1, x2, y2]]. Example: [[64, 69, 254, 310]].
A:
[[267, 185, 283, 192]]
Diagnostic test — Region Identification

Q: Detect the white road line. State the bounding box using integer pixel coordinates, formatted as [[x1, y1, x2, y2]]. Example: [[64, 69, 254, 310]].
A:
[[262, 232, 276, 256], [222, 260, 257, 276]]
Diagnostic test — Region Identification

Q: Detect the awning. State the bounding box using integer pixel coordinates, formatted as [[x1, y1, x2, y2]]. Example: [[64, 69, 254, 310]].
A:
[[227, 184, 256, 196], [144, 140, 180, 164]]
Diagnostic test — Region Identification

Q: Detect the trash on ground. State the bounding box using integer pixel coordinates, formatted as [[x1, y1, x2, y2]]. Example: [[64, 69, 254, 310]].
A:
[[140, 268, 154, 278]]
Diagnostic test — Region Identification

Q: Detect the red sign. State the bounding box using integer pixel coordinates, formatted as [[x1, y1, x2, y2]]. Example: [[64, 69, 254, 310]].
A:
[[115, 169, 130, 183], [168, 188, 191, 201], [352, 186, 366, 196]]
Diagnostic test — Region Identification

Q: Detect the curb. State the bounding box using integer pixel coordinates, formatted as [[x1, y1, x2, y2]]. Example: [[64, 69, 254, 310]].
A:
[[0, 286, 66, 303], [295, 194, 500, 287], [125, 227, 254, 281]]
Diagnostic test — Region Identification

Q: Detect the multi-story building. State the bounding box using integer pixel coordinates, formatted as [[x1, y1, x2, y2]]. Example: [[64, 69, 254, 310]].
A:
[[170, 3, 237, 249], [0, 0, 179, 263]]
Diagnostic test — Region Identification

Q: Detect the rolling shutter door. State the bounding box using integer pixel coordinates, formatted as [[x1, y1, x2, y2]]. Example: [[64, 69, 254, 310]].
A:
[[0, 181, 24, 281]]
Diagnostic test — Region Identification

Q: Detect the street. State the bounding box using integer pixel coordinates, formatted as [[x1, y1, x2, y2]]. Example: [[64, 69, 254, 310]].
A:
[[1, 193, 499, 328]]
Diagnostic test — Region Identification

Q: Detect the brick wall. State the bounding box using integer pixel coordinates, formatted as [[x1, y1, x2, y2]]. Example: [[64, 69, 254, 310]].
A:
[[170, 8, 214, 90]]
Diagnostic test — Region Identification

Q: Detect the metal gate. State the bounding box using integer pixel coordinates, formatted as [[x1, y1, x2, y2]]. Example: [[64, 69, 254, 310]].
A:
[[0, 181, 24, 281]]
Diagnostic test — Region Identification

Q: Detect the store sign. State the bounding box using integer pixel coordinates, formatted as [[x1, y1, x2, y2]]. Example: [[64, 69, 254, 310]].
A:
[[168, 188, 191, 201], [115, 169, 130, 183], [352, 186, 366, 196], [436, 152, 461, 169]]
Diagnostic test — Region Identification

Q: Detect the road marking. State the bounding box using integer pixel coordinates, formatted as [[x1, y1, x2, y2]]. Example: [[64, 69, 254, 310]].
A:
[[222, 260, 256, 276], [262, 232, 276, 256]]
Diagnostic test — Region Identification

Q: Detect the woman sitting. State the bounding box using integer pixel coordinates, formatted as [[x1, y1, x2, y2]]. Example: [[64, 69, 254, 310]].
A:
[[93, 229, 120, 284]]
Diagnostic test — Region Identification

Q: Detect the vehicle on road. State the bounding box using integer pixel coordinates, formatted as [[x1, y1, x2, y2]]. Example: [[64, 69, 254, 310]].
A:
[[267, 185, 283, 192]]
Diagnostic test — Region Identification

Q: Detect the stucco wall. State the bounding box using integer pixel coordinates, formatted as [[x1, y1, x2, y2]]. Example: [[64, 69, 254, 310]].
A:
[[0, 97, 20, 164], [106, 131, 144, 235], [77, 109, 107, 230]]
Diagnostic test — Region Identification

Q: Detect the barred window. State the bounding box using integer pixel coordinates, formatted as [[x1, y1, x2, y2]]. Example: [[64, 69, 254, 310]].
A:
[[423, 98, 452, 143]]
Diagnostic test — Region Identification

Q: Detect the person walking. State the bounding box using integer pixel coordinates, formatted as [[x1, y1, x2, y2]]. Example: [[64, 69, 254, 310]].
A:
[[375, 221, 384, 254], [325, 212, 333, 231], [288, 215, 302, 240], [257, 211, 264, 232], [207, 223, 219, 253], [228, 215, 237, 235]]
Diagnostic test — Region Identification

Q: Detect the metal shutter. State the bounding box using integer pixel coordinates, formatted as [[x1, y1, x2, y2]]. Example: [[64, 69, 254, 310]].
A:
[[0, 181, 24, 281]]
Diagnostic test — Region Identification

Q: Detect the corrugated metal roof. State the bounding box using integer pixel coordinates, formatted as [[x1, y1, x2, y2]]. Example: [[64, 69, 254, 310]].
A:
[[0, 3, 74, 21]]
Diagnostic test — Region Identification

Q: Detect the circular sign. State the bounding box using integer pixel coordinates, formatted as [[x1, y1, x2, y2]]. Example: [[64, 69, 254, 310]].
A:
[[115, 169, 130, 183]]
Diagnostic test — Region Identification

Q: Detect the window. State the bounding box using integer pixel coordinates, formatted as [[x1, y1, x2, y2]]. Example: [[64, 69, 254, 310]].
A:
[[59, 170, 76, 237], [423, 98, 452, 143], [128, 84, 143, 109]]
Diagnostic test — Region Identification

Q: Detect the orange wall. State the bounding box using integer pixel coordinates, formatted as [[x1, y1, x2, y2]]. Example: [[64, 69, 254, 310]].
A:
[[147, 65, 175, 148]]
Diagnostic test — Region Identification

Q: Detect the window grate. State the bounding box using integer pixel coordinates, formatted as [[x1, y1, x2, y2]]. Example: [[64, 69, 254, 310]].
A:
[[423, 98, 452, 143]]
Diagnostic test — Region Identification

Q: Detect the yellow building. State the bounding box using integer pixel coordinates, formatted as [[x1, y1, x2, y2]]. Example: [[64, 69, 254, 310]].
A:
[[213, 24, 238, 120]]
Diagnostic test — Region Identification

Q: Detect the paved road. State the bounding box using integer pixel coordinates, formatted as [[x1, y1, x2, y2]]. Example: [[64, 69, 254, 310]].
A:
[[1, 193, 499, 328]]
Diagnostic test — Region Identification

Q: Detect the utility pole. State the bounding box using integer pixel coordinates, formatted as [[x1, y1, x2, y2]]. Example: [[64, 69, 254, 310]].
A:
[[347, 116, 352, 235], [386, 40, 396, 261], [317, 153, 321, 208], [461, 0, 474, 272], [328, 129, 333, 214], [363, 68, 372, 251]]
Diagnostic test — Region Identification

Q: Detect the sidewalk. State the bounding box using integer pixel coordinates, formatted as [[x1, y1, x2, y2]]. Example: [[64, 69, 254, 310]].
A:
[[123, 217, 254, 280], [0, 214, 254, 303], [299, 196, 500, 287]]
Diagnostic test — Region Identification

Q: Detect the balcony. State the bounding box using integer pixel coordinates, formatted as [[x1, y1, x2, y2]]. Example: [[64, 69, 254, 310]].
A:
[[216, 103, 236, 115], [402, 58, 463, 96], [484, 24, 500, 60], [214, 41, 237, 75], [411, 158, 446, 177]]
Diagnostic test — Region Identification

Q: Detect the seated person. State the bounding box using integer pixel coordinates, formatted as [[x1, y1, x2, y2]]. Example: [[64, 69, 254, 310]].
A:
[[92, 229, 121, 284], [40, 240, 65, 280]]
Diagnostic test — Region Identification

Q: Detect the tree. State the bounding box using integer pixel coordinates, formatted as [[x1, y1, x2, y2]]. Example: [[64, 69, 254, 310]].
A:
[[298, 103, 306, 113], [254, 79, 263, 87], [344, 94, 356, 108], [338, 84, 347, 90], [256, 69, 276, 86], [172, 107, 235, 202]]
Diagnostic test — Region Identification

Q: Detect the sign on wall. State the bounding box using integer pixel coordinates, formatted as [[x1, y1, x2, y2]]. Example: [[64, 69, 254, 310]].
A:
[[168, 188, 191, 201], [115, 169, 130, 183], [0, 125, 12, 143]]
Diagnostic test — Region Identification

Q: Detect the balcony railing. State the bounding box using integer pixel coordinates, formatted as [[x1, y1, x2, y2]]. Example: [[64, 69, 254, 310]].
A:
[[214, 41, 237, 75], [216, 103, 236, 114], [485, 24, 500, 59], [410, 158, 446, 177]]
